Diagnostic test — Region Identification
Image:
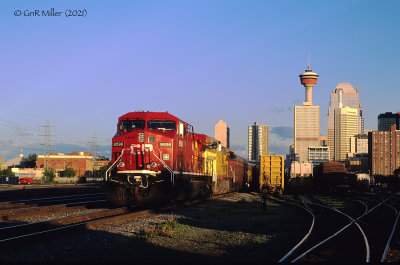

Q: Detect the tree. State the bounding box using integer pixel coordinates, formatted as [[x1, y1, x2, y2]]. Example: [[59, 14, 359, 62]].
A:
[[63, 167, 76, 178], [96, 155, 109, 160], [0, 168, 15, 177], [93, 164, 111, 179], [43, 168, 56, 183], [22, 153, 37, 168]]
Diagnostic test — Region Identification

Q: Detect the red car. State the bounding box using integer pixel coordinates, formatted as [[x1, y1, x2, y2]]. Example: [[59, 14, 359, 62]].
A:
[[19, 177, 33, 185]]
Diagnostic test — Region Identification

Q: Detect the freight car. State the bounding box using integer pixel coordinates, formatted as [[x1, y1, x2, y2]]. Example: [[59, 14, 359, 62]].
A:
[[105, 111, 252, 206], [259, 155, 284, 194], [313, 162, 357, 193]]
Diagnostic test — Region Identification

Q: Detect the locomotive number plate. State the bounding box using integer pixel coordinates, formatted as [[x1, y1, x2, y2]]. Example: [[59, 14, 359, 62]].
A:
[[113, 142, 124, 147], [159, 142, 172, 147], [138, 133, 145, 142]]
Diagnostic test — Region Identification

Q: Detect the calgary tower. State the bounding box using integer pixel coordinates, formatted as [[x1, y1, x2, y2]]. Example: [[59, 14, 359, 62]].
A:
[[294, 62, 320, 163], [299, 66, 319, 105]]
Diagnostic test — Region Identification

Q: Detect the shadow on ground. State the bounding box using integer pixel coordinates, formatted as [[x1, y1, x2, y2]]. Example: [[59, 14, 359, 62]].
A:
[[0, 193, 311, 263]]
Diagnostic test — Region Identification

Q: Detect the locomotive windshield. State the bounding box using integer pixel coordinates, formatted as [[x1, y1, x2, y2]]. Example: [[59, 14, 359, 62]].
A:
[[119, 120, 145, 132], [148, 120, 176, 131]]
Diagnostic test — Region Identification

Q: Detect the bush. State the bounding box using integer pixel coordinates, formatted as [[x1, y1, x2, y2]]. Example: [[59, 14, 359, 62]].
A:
[[93, 164, 111, 179], [139, 215, 177, 240], [42, 168, 56, 183], [63, 167, 76, 178], [0, 168, 15, 177], [77, 176, 86, 183]]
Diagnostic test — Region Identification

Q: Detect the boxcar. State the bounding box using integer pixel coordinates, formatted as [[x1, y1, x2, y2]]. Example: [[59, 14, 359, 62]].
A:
[[259, 155, 284, 194]]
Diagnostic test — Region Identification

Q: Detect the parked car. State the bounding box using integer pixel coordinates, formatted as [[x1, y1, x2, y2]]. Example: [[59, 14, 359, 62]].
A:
[[19, 177, 33, 185]]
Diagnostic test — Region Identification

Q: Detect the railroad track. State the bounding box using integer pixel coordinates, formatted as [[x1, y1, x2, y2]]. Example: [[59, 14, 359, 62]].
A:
[[0, 192, 107, 210], [271, 192, 400, 262], [0, 191, 239, 250], [0, 184, 105, 203], [0, 192, 110, 221]]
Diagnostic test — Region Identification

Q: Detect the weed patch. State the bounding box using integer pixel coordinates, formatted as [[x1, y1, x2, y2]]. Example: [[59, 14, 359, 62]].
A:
[[139, 216, 178, 240]]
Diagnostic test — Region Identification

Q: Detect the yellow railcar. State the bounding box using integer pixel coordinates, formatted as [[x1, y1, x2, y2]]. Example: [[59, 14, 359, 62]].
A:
[[259, 155, 284, 194]]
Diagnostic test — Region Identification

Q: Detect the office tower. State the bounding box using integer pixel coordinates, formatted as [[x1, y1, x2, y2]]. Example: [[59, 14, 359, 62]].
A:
[[378, 112, 400, 131], [350, 133, 368, 154], [214, 120, 230, 148], [327, 83, 363, 160], [369, 125, 400, 176], [248, 122, 269, 162], [294, 66, 320, 162], [334, 89, 358, 161], [308, 146, 329, 167]]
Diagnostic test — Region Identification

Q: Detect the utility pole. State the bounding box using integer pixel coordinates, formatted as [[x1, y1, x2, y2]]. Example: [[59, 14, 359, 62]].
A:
[[39, 120, 56, 169], [89, 134, 98, 161], [89, 134, 98, 176]]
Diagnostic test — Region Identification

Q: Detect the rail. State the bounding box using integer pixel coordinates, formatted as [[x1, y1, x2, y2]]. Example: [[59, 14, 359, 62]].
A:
[[279, 201, 315, 262], [290, 201, 370, 262], [291, 195, 393, 262], [381, 194, 400, 262]]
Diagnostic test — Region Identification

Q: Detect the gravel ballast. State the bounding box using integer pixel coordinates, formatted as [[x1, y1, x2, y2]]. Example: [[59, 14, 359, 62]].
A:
[[0, 192, 310, 263]]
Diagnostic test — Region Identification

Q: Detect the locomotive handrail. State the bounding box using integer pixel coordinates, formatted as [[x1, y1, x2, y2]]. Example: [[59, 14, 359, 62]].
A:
[[105, 149, 125, 182], [152, 150, 174, 186]]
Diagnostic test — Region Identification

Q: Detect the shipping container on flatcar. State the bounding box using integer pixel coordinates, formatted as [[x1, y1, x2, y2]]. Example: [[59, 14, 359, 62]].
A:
[[259, 155, 284, 194], [314, 161, 347, 175]]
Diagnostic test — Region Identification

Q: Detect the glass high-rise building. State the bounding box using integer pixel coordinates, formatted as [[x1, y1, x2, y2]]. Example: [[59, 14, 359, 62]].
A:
[[327, 83, 363, 161], [248, 122, 269, 162], [378, 112, 400, 131]]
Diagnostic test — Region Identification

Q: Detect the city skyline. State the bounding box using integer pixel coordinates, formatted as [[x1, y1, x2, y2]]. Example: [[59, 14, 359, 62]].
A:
[[1, 1, 400, 160]]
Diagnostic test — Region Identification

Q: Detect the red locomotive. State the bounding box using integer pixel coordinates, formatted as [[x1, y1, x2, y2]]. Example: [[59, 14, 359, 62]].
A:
[[106, 111, 254, 206]]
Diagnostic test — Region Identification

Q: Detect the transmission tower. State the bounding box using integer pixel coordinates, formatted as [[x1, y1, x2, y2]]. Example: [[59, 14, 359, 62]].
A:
[[39, 120, 56, 169], [89, 134, 98, 161]]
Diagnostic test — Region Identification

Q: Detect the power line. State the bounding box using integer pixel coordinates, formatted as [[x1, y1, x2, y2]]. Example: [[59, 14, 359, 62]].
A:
[[39, 120, 56, 169], [0, 117, 108, 157], [89, 134, 98, 161]]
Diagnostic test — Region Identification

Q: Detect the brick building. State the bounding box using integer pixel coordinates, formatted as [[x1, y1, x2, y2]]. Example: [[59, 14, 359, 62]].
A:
[[37, 152, 93, 177], [368, 125, 400, 176], [93, 159, 111, 170]]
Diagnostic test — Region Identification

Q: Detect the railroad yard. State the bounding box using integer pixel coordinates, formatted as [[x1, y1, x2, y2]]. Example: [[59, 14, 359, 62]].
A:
[[1, 184, 400, 263]]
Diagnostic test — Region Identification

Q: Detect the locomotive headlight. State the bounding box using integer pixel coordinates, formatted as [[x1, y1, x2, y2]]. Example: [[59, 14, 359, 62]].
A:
[[151, 162, 157, 168], [146, 164, 151, 169], [118, 162, 125, 168]]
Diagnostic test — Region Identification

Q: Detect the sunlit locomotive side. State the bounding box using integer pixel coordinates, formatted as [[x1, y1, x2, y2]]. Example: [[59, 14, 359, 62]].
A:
[[106, 111, 253, 206]]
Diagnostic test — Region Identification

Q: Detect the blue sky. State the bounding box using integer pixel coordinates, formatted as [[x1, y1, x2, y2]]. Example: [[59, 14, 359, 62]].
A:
[[0, 0, 399, 160]]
